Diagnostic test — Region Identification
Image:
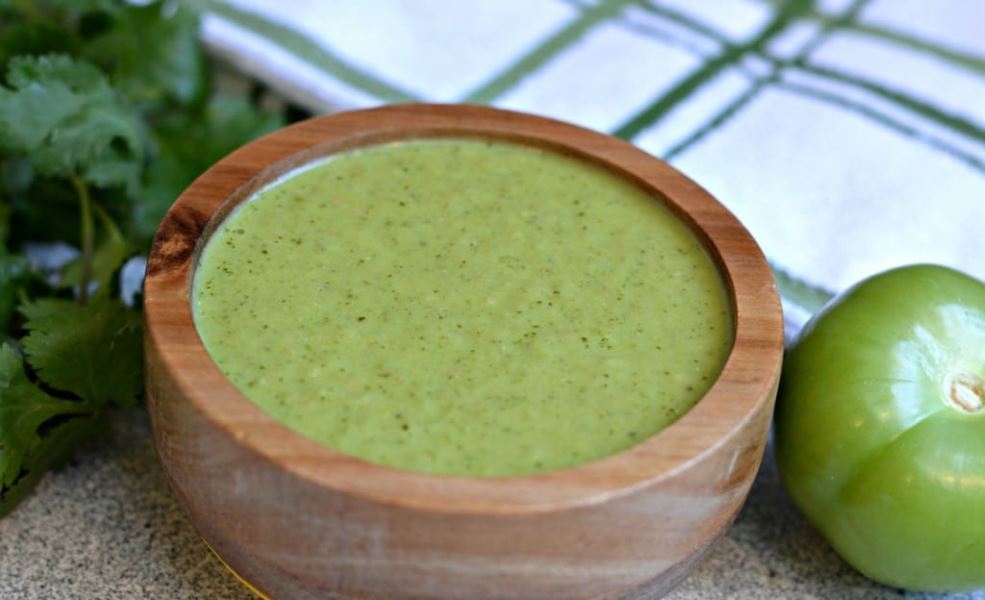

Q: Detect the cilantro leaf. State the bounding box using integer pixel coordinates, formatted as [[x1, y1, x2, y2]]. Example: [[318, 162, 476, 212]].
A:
[[21, 296, 141, 408], [0, 411, 103, 518], [82, 0, 206, 108], [44, 0, 122, 13], [0, 21, 76, 73], [0, 0, 287, 518], [0, 344, 92, 488], [0, 200, 8, 241], [16, 298, 68, 323], [0, 54, 143, 192], [6, 177, 81, 247], [0, 156, 33, 196], [136, 94, 282, 240], [0, 249, 29, 334]]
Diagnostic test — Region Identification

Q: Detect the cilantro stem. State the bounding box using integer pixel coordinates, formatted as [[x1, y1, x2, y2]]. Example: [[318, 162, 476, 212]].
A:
[[68, 174, 94, 305]]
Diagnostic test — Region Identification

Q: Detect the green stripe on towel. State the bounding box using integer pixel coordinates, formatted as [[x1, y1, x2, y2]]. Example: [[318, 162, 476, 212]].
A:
[[202, 0, 421, 103]]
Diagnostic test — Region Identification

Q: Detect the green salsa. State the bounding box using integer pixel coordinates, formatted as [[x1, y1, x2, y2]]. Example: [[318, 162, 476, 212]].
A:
[[193, 139, 732, 477]]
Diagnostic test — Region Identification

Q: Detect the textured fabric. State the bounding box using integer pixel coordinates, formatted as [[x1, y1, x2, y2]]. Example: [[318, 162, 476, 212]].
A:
[[201, 0, 985, 332]]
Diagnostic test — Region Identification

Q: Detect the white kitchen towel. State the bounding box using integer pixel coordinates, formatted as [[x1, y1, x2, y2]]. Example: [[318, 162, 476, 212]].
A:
[[200, 0, 985, 333]]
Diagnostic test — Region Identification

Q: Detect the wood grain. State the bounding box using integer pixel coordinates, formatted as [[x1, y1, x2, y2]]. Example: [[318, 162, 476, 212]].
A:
[[144, 104, 784, 599]]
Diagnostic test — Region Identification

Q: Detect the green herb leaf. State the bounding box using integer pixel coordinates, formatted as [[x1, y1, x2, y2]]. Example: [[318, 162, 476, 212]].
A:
[[0, 411, 103, 518], [6, 178, 81, 247], [0, 344, 92, 489], [0, 53, 143, 192], [0, 0, 286, 518], [0, 156, 33, 196], [136, 94, 282, 241], [16, 298, 69, 323], [21, 296, 141, 408], [0, 21, 77, 73], [83, 0, 205, 108], [0, 200, 9, 242], [0, 249, 29, 334], [41, 0, 122, 13]]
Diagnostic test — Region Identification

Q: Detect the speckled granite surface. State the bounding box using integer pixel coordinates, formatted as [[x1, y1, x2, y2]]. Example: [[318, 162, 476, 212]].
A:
[[0, 410, 982, 600]]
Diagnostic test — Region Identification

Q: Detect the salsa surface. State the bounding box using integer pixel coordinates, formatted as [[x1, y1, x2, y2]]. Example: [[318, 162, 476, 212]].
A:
[[193, 139, 733, 476]]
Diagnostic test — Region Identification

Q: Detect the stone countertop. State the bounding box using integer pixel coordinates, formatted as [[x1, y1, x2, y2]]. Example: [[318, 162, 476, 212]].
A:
[[0, 410, 981, 600]]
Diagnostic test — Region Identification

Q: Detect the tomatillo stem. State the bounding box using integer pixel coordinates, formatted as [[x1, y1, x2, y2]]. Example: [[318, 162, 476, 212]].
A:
[[945, 372, 984, 414]]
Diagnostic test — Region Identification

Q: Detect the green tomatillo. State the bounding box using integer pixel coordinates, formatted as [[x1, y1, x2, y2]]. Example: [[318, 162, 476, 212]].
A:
[[775, 264, 985, 592]]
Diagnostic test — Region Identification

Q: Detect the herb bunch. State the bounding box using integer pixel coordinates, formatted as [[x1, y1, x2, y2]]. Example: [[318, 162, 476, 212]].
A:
[[0, 0, 283, 516]]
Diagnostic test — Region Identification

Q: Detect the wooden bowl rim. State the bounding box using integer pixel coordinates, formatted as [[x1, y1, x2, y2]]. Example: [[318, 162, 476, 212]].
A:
[[144, 103, 783, 515]]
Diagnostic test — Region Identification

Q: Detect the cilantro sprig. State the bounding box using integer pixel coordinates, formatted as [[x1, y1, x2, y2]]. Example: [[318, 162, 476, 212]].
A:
[[0, 0, 283, 516]]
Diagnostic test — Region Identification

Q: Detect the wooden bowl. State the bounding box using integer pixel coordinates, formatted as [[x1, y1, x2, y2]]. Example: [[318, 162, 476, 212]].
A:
[[144, 104, 783, 599]]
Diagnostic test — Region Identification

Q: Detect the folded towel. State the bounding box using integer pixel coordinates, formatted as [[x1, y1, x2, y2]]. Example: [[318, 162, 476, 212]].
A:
[[201, 0, 985, 335]]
